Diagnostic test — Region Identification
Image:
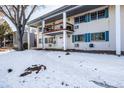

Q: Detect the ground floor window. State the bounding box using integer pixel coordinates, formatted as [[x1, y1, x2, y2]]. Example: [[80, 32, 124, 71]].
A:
[[72, 34, 85, 42], [72, 31, 109, 43], [91, 32, 105, 41], [39, 39, 42, 43], [45, 37, 54, 43]]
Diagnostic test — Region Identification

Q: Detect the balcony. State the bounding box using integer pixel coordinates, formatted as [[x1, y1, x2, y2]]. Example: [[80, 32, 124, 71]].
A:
[[43, 22, 74, 35]]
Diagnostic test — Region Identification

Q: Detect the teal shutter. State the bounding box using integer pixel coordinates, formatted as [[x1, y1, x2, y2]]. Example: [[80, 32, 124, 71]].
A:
[[87, 14, 91, 22], [85, 33, 91, 42], [87, 33, 91, 42], [74, 35, 77, 42], [105, 31, 109, 41], [85, 33, 88, 42], [105, 8, 109, 18], [72, 35, 75, 43]]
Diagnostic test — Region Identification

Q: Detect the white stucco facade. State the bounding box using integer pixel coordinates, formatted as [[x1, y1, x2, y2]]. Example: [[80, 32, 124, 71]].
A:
[[29, 5, 124, 55]]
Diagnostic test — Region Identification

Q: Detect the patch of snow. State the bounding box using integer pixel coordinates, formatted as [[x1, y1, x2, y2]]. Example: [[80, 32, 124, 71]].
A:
[[0, 50, 124, 88]]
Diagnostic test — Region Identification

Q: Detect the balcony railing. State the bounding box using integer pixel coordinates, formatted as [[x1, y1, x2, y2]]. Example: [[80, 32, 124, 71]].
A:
[[44, 22, 74, 33]]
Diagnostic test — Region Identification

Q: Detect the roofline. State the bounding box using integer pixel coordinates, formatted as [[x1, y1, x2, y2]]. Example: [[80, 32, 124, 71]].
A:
[[27, 5, 77, 25], [28, 5, 105, 27]]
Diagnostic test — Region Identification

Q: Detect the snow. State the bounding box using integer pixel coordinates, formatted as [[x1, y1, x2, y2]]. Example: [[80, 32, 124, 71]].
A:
[[0, 50, 124, 88]]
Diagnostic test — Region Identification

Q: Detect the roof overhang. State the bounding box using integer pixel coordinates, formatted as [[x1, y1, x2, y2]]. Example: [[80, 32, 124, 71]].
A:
[[28, 5, 106, 27]]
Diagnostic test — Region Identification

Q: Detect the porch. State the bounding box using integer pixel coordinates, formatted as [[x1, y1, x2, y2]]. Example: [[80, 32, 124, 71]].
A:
[[44, 22, 73, 35]]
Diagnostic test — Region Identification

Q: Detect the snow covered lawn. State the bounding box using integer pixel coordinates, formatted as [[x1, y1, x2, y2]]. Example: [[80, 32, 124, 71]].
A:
[[0, 50, 124, 88]]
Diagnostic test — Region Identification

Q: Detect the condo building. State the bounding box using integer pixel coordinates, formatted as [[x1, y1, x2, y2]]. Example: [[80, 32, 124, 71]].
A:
[[28, 5, 124, 55]]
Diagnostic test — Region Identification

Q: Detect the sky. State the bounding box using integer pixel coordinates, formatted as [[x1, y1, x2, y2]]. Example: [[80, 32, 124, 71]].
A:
[[30, 5, 63, 21]]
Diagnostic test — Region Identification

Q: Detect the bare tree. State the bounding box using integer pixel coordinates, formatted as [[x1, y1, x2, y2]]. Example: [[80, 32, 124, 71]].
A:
[[0, 5, 37, 50]]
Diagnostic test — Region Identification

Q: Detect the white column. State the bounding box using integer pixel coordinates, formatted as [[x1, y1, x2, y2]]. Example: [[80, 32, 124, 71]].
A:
[[115, 5, 121, 56], [63, 12, 67, 50], [42, 20, 45, 49], [27, 27, 30, 50], [37, 27, 39, 48], [63, 12, 66, 29]]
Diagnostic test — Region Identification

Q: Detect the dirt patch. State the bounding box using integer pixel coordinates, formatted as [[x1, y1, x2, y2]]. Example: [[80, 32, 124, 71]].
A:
[[20, 64, 47, 77], [61, 82, 69, 87], [7, 68, 13, 73], [0, 48, 10, 52]]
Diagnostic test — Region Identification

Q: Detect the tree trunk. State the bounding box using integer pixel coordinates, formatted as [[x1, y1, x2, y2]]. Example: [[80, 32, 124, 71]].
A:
[[18, 36, 23, 51], [17, 30, 24, 51]]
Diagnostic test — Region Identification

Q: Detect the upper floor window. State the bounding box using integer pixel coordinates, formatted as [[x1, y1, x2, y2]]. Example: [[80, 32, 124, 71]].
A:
[[74, 7, 109, 24], [80, 15, 87, 23], [98, 9, 105, 19], [91, 12, 97, 20], [74, 17, 80, 24]]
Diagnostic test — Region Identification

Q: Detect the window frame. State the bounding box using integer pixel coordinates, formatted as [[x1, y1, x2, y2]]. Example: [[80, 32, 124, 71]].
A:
[[90, 12, 98, 21], [98, 9, 106, 19], [91, 32, 105, 41], [74, 17, 80, 24]]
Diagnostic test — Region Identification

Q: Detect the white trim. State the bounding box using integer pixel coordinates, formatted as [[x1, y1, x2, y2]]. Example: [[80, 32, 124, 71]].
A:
[[115, 5, 121, 56], [63, 12, 67, 50]]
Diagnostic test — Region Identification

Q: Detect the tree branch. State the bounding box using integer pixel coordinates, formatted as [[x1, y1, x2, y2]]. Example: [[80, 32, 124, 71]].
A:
[[0, 6, 17, 27], [25, 5, 37, 23]]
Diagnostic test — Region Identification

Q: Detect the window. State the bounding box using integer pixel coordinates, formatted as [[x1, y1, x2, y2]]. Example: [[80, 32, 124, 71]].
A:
[[98, 8, 109, 18], [48, 38, 54, 43], [77, 35, 85, 42], [98, 10, 105, 19], [91, 12, 97, 20], [74, 17, 80, 24], [72, 34, 85, 42], [39, 39, 42, 43], [74, 8, 109, 24], [45, 37, 54, 43], [80, 15, 87, 23], [91, 32, 105, 41]]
